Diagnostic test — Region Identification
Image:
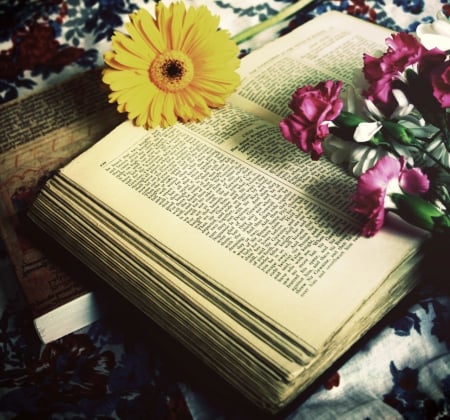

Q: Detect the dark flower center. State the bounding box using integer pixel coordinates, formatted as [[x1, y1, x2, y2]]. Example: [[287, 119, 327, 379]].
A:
[[165, 60, 184, 79], [150, 50, 194, 92]]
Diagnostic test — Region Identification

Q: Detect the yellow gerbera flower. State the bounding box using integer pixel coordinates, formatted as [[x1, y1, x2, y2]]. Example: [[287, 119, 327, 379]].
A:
[[102, 2, 241, 129]]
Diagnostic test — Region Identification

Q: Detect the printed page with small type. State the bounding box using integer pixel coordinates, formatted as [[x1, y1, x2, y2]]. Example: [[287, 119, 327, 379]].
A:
[[0, 70, 122, 342], [231, 11, 393, 123]]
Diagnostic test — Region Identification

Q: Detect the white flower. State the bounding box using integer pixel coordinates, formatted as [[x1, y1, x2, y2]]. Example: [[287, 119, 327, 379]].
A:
[[400, 118, 439, 138], [323, 136, 390, 177], [416, 11, 450, 51], [353, 121, 382, 142], [390, 141, 415, 167], [364, 89, 413, 121], [341, 84, 366, 116], [426, 136, 450, 167], [342, 85, 357, 113], [390, 89, 414, 119], [322, 135, 355, 165], [364, 98, 385, 120], [349, 145, 389, 177]]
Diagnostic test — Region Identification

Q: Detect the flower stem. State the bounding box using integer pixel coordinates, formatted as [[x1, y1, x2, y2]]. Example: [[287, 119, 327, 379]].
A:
[[231, 0, 315, 44]]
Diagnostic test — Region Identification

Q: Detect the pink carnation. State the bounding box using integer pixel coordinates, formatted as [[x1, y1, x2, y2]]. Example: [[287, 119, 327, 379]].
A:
[[351, 156, 430, 237], [431, 61, 450, 108], [363, 32, 446, 115], [279, 80, 343, 160]]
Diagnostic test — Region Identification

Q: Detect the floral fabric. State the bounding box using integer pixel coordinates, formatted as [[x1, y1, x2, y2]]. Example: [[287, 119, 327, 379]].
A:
[[1, 1, 450, 419]]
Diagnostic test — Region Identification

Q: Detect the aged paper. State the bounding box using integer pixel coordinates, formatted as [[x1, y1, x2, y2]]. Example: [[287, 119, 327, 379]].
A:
[[0, 69, 123, 339]]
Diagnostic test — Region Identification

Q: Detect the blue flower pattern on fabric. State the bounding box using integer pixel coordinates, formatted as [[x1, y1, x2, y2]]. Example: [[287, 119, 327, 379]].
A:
[[383, 362, 424, 416], [384, 361, 450, 418], [0, 297, 191, 418], [393, 0, 424, 15], [428, 299, 450, 351], [390, 297, 450, 350], [215, 1, 280, 21], [0, 0, 153, 102], [390, 311, 422, 336], [65, 0, 141, 44], [384, 297, 450, 418]]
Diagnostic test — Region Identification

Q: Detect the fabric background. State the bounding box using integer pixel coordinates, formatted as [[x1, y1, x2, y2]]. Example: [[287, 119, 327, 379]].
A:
[[1, 1, 449, 419]]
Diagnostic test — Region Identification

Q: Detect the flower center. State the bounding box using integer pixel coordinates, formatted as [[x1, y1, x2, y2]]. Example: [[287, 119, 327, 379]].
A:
[[149, 50, 194, 92]]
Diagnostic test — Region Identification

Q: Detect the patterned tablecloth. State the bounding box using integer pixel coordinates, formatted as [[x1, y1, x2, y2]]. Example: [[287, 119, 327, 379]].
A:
[[1, 1, 449, 419]]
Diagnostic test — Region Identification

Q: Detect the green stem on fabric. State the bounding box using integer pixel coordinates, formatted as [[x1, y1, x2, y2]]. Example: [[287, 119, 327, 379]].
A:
[[231, 0, 315, 44]]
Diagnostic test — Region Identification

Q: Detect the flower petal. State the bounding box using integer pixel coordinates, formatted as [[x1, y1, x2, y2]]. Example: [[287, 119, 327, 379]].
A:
[[102, 69, 148, 91], [353, 121, 382, 142], [400, 168, 430, 195], [131, 8, 166, 53], [102, 3, 239, 128]]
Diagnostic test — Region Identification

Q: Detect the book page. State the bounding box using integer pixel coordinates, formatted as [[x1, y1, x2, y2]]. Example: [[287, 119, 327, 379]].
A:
[[59, 115, 422, 349], [229, 11, 392, 121], [0, 69, 123, 318]]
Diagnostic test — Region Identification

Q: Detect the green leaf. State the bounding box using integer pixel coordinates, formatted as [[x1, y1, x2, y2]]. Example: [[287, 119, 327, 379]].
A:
[[391, 193, 444, 232]]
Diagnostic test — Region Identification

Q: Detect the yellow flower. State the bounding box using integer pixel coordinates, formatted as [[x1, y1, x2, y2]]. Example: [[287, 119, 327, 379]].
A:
[[102, 2, 241, 129]]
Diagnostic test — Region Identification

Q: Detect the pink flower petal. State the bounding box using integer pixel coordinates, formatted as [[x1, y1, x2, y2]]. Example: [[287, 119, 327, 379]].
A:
[[357, 156, 401, 196], [280, 80, 343, 159], [399, 167, 430, 195], [351, 156, 402, 236]]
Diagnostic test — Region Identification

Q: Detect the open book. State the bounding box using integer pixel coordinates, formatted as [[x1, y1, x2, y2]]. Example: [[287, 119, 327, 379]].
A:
[[28, 12, 427, 413]]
